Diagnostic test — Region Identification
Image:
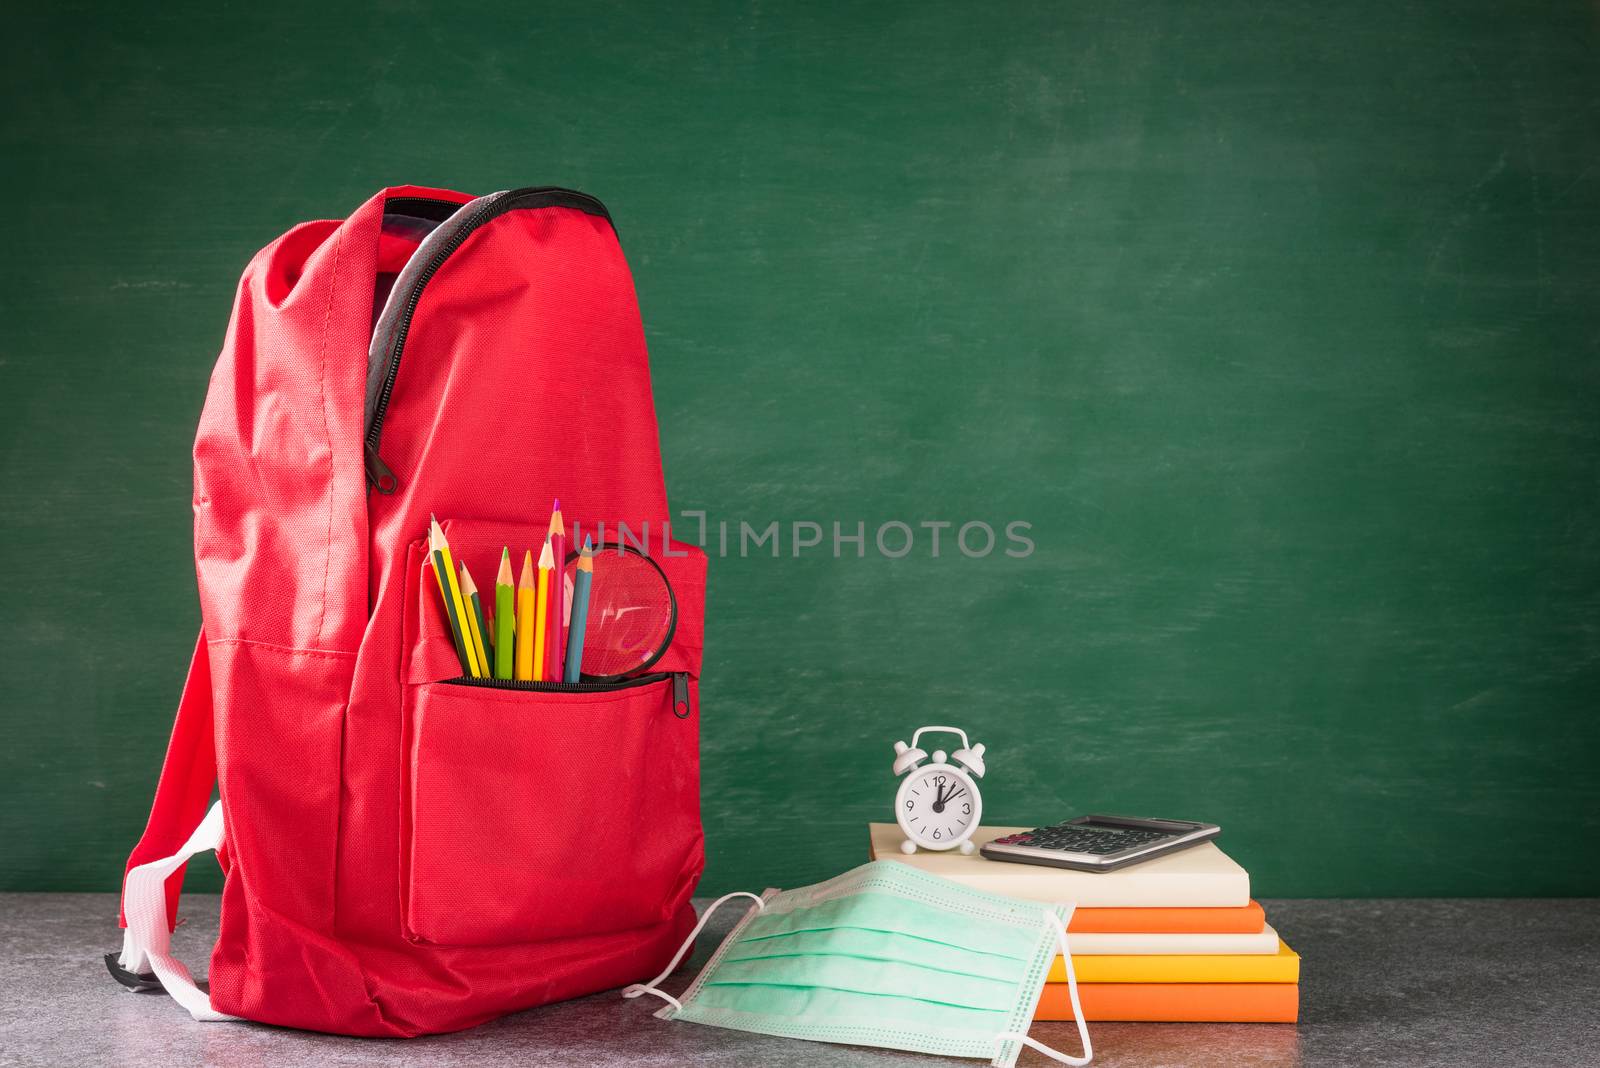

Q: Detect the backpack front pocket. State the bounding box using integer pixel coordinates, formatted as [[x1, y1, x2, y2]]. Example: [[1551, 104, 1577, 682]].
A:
[[395, 518, 706, 948], [401, 675, 703, 946]]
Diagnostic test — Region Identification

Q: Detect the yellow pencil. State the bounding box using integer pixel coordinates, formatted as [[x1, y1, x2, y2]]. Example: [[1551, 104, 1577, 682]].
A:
[[457, 561, 493, 683], [516, 549, 537, 681], [532, 538, 552, 682], [430, 516, 481, 677]]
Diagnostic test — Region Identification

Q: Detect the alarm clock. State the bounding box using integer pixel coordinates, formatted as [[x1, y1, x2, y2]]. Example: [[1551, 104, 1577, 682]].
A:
[[891, 725, 986, 854]]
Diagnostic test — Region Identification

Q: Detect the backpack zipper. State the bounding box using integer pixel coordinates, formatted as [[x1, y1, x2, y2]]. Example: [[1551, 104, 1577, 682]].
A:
[[363, 187, 613, 494], [442, 670, 692, 718]]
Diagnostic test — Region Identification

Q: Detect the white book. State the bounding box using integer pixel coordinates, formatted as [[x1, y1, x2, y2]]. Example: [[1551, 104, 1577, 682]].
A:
[[1062, 926, 1282, 955], [868, 823, 1251, 908]]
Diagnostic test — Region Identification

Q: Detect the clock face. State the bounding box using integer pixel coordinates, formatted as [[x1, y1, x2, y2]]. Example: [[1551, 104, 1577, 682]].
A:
[[897, 765, 981, 848]]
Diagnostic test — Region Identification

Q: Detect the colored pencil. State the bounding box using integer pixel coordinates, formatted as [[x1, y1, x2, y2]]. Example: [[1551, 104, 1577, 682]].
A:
[[494, 547, 515, 679], [563, 537, 595, 683], [532, 539, 553, 682], [429, 516, 479, 677], [545, 500, 565, 682], [516, 549, 537, 681], [422, 557, 455, 667], [458, 561, 493, 683]]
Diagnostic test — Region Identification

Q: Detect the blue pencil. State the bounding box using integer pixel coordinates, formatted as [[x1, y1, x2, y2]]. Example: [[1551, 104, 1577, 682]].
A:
[[563, 538, 595, 683]]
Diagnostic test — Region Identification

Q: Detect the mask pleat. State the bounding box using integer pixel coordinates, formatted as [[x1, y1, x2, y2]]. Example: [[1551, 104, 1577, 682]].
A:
[[674, 989, 1000, 1060], [722, 926, 1022, 983], [691, 977, 1013, 1029], [735, 892, 1039, 961], [701, 952, 1018, 1012]]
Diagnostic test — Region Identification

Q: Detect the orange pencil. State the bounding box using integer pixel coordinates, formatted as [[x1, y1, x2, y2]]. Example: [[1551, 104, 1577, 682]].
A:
[[515, 550, 537, 681]]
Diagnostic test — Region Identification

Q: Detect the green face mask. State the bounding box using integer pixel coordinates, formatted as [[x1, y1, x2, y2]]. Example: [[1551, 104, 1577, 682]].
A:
[[623, 861, 1093, 1067]]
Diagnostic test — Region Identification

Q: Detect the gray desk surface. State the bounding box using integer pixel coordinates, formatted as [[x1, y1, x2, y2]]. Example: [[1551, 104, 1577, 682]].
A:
[[2, 895, 1596, 1068]]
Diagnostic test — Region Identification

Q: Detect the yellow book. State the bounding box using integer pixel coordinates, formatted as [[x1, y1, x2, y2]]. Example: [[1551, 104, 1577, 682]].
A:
[[1050, 940, 1300, 983]]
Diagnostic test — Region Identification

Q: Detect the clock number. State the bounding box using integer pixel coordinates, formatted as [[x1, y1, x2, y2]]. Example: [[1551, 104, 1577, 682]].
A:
[[932, 829, 941, 840], [905, 799, 914, 810], [962, 803, 970, 815], [933, 775, 946, 787]]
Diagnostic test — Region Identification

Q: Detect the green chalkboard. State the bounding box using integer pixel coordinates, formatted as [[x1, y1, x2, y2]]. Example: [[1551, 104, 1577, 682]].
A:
[[2, 1, 1597, 900]]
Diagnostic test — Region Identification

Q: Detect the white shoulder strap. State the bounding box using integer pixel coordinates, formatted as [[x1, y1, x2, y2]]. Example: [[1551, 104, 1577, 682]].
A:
[[116, 800, 239, 1022]]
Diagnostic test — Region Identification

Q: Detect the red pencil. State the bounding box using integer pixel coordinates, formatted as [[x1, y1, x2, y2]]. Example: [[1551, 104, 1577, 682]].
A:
[[544, 500, 565, 682]]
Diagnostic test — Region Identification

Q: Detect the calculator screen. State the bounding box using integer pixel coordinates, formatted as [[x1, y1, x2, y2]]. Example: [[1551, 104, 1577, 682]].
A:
[[1081, 822, 1167, 835]]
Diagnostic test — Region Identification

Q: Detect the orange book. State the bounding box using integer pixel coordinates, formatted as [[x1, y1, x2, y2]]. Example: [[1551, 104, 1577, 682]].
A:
[[1035, 983, 1299, 1023], [1070, 900, 1265, 934]]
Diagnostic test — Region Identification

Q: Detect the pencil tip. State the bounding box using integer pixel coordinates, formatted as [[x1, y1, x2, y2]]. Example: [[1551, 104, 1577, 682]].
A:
[[520, 550, 535, 586], [539, 538, 554, 567]]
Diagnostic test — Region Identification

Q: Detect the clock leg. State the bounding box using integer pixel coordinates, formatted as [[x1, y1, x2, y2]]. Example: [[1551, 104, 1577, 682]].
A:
[[959, 840, 975, 855], [899, 839, 917, 855]]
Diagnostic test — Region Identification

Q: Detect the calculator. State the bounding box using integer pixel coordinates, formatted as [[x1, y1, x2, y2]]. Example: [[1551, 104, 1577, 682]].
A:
[[979, 814, 1221, 872]]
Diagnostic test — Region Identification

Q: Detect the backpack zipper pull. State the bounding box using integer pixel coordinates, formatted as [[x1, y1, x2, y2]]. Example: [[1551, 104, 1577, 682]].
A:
[[364, 443, 399, 495], [672, 673, 691, 719]]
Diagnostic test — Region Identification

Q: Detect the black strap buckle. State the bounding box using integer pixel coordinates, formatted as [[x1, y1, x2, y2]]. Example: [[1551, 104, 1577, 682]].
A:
[[104, 952, 160, 991]]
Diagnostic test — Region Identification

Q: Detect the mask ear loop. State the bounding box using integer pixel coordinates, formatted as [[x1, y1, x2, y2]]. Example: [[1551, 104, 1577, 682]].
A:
[[622, 891, 767, 1012], [994, 907, 1094, 1066]]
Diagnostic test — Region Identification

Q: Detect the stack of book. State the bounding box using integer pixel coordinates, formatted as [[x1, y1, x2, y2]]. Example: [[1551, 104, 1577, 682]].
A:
[[868, 824, 1298, 1023]]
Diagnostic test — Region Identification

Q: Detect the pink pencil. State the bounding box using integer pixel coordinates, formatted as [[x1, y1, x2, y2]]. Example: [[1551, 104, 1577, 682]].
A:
[[544, 500, 565, 682]]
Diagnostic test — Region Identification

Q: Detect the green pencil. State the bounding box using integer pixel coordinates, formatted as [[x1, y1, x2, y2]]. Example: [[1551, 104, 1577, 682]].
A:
[[494, 547, 516, 679], [458, 561, 493, 681]]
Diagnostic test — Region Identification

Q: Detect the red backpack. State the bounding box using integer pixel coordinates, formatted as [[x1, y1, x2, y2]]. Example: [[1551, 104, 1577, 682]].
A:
[[110, 186, 707, 1035]]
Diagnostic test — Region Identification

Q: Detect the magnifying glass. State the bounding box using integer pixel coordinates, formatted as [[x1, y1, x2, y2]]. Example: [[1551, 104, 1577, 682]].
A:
[[563, 542, 676, 682]]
